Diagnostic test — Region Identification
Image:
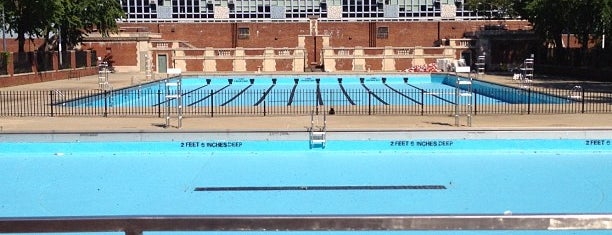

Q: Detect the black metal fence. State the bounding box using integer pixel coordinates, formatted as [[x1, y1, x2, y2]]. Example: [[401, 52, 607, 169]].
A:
[[2, 50, 96, 76], [75, 51, 87, 68], [13, 52, 33, 74], [90, 51, 98, 67], [36, 51, 54, 72], [59, 51, 72, 70], [1, 87, 611, 117], [0, 53, 7, 75]]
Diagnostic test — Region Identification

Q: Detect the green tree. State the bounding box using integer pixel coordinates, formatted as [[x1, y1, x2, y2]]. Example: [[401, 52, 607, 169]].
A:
[[605, 1, 612, 48], [468, 0, 611, 66], [525, 0, 611, 65], [465, 0, 524, 19], [570, 0, 607, 64], [524, 0, 574, 63], [3, 0, 62, 52], [47, 0, 124, 51], [3, 0, 124, 53]]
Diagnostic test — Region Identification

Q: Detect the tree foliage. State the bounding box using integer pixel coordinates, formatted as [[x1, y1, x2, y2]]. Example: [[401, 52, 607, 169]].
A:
[[570, 0, 607, 51], [3, 0, 62, 52], [465, 0, 525, 19], [524, 0, 573, 47], [525, 0, 611, 65], [470, 0, 611, 66], [2, 0, 124, 53]]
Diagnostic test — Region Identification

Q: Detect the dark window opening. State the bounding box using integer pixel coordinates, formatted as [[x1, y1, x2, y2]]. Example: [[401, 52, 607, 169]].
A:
[[238, 27, 250, 39], [376, 26, 389, 39]]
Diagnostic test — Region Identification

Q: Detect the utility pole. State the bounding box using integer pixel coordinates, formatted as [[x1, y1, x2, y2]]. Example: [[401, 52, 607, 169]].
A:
[[2, 7, 6, 52], [58, 26, 62, 66]]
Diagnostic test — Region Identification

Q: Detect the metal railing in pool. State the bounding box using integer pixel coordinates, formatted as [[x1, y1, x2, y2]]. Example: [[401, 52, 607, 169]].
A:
[[1, 214, 612, 234], [0, 86, 611, 117]]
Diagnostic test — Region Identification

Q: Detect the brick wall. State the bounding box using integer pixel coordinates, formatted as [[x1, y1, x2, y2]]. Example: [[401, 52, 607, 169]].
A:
[[396, 59, 413, 71], [1, 39, 44, 52], [0, 51, 98, 88], [217, 59, 234, 72], [119, 21, 530, 49], [0, 68, 98, 87], [237, 22, 310, 48], [83, 42, 138, 67], [275, 59, 294, 72], [118, 20, 533, 72]]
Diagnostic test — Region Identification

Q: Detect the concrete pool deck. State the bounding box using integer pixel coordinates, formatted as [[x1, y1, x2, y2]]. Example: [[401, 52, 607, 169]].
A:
[[1, 71, 611, 133]]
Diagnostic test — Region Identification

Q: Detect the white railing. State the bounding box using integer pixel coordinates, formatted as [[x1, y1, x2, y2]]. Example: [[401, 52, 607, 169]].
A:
[[277, 49, 292, 56], [217, 50, 232, 56], [451, 39, 474, 48], [396, 48, 414, 55], [156, 43, 169, 49], [337, 50, 352, 56]]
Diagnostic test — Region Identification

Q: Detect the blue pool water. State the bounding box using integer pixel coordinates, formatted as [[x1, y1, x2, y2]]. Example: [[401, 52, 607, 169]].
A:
[[65, 74, 570, 107], [1, 131, 611, 235]]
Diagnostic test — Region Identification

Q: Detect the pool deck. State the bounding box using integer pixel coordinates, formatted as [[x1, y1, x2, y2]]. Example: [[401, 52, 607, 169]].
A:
[[1, 71, 611, 133]]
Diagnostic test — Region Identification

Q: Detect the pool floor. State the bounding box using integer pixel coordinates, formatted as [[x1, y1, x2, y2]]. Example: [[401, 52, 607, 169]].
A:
[[1, 134, 611, 235], [2, 143, 611, 216], [70, 74, 543, 108]]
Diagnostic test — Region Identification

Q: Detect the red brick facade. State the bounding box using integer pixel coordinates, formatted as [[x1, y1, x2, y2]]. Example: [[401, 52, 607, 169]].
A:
[[0, 20, 532, 87], [137, 20, 529, 73], [0, 50, 98, 88], [120, 21, 529, 49], [82, 42, 139, 67]]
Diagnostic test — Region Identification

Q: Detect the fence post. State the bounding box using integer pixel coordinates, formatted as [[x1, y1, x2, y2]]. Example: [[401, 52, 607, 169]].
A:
[[473, 89, 477, 115], [49, 91, 54, 117], [103, 90, 108, 117], [420, 89, 424, 115], [368, 91, 372, 115], [263, 91, 266, 116], [157, 90, 161, 118], [527, 88, 532, 114], [210, 90, 214, 117], [581, 86, 585, 113]]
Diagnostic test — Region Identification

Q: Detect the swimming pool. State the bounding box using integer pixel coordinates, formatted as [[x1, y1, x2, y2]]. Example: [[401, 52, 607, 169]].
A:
[[1, 130, 611, 234], [63, 74, 571, 108]]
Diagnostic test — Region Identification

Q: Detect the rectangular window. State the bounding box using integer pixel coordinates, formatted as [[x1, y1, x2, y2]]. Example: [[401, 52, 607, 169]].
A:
[[238, 27, 250, 39], [377, 26, 389, 39]]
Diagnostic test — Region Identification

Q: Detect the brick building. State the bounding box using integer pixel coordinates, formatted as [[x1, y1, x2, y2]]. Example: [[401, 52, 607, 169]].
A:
[[78, 0, 531, 73], [120, 0, 479, 22]]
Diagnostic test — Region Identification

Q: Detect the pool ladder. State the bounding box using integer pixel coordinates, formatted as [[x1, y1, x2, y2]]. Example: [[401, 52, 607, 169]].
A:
[[454, 64, 474, 127], [568, 85, 583, 100], [309, 110, 327, 149]]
